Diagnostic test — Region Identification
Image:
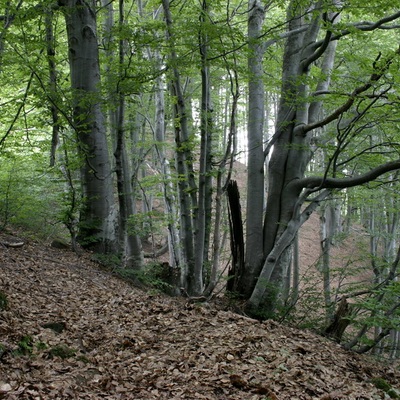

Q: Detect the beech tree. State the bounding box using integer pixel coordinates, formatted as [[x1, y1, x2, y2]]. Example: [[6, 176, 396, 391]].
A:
[[243, 0, 267, 295], [160, 0, 243, 295], [58, 0, 117, 253], [241, 1, 400, 316], [2, 1, 400, 355]]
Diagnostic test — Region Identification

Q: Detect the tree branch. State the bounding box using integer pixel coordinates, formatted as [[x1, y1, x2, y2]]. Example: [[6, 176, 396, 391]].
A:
[[311, 10, 400, 51], [297, 159, 400, 191], [294, 50, 398, 137], [0, 71, 34, 149]]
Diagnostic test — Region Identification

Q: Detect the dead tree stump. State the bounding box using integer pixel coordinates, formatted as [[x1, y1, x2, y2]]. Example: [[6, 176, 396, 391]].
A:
[[324, 297, 352, 343]]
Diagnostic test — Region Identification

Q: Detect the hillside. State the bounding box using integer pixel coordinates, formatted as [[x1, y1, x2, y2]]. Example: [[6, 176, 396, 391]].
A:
[[0, 232, 399, 399]]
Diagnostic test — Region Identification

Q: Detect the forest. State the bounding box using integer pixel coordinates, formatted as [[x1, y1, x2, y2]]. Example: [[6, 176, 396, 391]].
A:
[[1, 0, 400, 372]]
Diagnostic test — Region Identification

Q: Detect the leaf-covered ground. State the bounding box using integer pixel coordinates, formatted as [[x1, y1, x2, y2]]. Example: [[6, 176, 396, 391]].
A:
[[1, 235, 399, 399]]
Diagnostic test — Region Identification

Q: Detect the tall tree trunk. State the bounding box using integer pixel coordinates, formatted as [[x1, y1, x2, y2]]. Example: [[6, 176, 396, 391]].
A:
[[153, 56, 183, 270], [205, 66, 239, 296], [58, 0, 116, 253], [193, 0, 214, 294], [162, 0, 199, 294], [240, 0, 266, 297], [247, 1, 340, 314], [246, 0, 313, 311], [137, 0, 183, 271], [114, 0, 144, 269]]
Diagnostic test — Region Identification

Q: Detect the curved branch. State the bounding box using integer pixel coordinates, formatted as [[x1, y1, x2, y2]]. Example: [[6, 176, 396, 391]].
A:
[[301, 10, 341, 73], [246, 189, 331, 312], [298, 159, 400, 191], [311, 10, 400, 51], [294, 50, 398, 137]]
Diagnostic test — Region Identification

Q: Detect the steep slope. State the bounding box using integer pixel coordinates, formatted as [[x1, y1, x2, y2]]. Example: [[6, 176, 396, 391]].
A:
[[0, 234, 399, 399]]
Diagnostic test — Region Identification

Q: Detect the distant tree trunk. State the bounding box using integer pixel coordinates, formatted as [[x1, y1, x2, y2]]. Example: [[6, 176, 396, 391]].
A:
[[205, 67, 239, 296], [390, 330, 400, 359], [113, 0, 143, 269], [59, 0, 116, 253], [194, 0, 213, 293], [44, 9, 60, 167], [162, 0, 199, 295], [153, 56, 183, 270], [291, 233, 300, 305], [204, 171, 225, 296], [137, 1, 183, 272], [320, 198, 341, 321], [344, 244, 400, 351], [367, 177, 400, 356]]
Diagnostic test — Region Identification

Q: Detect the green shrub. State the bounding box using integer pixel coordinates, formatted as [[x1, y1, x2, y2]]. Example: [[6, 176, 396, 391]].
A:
[[0, 291, 8, 311], [48, 344, 76, 359], [370, 377, 399, 399], [13, 335, 34, 356]]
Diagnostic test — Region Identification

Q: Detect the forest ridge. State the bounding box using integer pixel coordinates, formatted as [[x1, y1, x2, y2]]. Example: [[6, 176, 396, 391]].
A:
[[0, 236, 400, 399], [1, 1, 400, 360]]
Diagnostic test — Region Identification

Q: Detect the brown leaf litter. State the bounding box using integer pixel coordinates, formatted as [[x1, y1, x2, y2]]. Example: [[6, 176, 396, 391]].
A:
[[0, 235, 399, 399]]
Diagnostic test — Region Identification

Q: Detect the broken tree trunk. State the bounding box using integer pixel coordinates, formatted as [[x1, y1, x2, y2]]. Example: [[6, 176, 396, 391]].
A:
[[226, 180, 245, 293]]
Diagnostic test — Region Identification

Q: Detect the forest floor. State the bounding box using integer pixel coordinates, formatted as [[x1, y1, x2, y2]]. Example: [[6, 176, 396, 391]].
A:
[[0, 232, 400, 400]]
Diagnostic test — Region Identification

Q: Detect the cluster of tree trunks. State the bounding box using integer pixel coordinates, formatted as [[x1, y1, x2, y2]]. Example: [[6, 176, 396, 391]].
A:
[[2, 1, 400, 358]]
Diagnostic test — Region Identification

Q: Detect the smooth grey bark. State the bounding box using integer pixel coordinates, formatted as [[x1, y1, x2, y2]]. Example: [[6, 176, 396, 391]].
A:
[[44, 9, 80, 252], [204, 170, 224, 296], [248, 158, 400, 312], [247, 0, 322, 310], [390, 330, 400, 359], [113, 0, 144, 269], [153, 62, 183, 270], [246, 1, 400, 314], [319, 198, 340, 321], [162, 0, 198, 294], [291, 232, 300, 305], [248, 189, 332, 312], [138, 1, 183, 275], [58, 0, 116, 253], [194, 0, 214, 294], [240, 0, 266, 297], [206, 66, 239, 296]]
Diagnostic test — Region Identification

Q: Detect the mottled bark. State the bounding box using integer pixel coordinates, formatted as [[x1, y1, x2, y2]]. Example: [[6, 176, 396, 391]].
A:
[[59, 0, 116, 253]]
